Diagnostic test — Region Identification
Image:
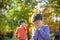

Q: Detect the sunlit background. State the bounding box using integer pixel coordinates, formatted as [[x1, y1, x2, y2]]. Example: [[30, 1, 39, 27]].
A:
[[0, 0, 60, 40]]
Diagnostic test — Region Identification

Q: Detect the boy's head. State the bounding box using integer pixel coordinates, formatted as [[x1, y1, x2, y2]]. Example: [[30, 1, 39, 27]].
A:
[[31, 13, 42, 27], [18, 20, 25, 25], [31, 13, 42, 22]]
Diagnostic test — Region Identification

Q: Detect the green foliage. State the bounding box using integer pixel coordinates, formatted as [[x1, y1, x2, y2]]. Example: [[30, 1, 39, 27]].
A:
[[0, 0, 34, 34], [0, 0, 60, 35]]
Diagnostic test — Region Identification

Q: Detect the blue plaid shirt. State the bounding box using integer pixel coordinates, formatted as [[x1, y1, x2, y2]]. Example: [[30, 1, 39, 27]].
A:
[[32, 25, 50, 40]]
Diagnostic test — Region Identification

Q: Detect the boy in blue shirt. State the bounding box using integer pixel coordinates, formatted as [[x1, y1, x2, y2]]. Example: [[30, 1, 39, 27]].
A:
[[31, 13, 50, 40]]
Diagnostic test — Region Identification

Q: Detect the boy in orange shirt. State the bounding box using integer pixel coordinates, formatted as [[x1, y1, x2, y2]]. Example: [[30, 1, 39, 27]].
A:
[[15, 20, 28, 40]]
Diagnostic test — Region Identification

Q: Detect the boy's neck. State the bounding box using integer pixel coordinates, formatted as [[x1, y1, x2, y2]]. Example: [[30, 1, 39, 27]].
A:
[[19, 25, 23, 28]]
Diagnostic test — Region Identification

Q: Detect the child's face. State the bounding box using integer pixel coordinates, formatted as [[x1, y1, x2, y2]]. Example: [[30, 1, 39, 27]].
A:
[[21, 22, 27, 26], [33, 20, 41, 28]]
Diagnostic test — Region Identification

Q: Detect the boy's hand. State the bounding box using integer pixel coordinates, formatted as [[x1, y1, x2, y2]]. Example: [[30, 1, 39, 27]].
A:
[[34, 24, 40, 29], [16, 36, 20, 39], [24, 24, 28, 27]]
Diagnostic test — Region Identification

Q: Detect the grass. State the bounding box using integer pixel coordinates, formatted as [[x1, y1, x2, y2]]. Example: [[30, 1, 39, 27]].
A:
[[3, 37, 18, 40]]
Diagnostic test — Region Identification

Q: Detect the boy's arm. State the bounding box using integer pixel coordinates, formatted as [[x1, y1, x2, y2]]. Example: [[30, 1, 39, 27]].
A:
[[32, 28, 38, 40], [15, 28, 19, 37], [38, 26, 50, 40], [24, 24, 28, 30]]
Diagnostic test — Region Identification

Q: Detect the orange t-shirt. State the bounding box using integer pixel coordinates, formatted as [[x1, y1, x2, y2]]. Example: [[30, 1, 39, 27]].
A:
[[15, 26, 27, 40]]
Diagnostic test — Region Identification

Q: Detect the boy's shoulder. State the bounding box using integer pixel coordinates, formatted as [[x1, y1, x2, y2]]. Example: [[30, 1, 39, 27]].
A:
[[32, 27, 36, 31], [43, 25, 49, 27], [16, 27, 21, 30], [42, 25, 49, 28]]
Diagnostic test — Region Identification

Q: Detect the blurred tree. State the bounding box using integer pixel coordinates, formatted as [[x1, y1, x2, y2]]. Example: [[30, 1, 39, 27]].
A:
[[0, 0, 34, 39], [42, 0, 60, 32], [0, 0, 60, 38]]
